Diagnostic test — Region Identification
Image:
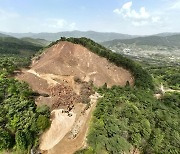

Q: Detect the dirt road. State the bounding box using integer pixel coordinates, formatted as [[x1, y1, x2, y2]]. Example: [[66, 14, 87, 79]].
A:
[[46, 93, 102, 154], [40, 109, 76, 151]]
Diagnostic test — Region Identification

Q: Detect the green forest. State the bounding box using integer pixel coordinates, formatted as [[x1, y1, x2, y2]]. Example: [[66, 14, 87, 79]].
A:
[[0, 42, 50, 153], [149, 66, 180, 90], [76, 86, 179, 154], [0, 37, 43, 56]]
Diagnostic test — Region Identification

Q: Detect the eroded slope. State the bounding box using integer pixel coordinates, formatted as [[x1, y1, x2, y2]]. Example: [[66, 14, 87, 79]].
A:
[[16, 41, 134, 154], [31, 41, 134, 87]]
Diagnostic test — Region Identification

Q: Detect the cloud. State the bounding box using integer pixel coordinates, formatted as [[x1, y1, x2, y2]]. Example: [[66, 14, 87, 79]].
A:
[[113, 1, 150, 20], [113, 1, 161, 26], [113, 2, 132, 16], [152, 16, 161, 23], [0, 9, 76, 32], [122, 1, 132, 10], [0, 9, 19, 21], [43, 19, 76, 31], [132, 21, 148, 26], [44, 19, 67, 29], [69, 22, 76, 30], [170, 0, 180, 10]]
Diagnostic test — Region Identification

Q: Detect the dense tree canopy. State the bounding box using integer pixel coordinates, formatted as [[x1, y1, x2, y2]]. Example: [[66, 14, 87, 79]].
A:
[[149, 66, 180, 90], [77, 86, 180, 154], [0, 57, 50, 153], [0, 36, 42, 56]]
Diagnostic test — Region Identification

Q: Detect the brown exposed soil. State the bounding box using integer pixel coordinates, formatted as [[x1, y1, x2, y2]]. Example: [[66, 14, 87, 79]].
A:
[[31, 41, 134, 87], [40, 109, 76, 151], [16, 41, 134, 154], [45, 93, 101, 154]]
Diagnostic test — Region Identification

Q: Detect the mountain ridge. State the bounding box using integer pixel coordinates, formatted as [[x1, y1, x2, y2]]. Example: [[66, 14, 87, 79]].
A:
[[1, 30, 138, 42], [102, 34, 180, 48], [0, 36, 43, 56], [2, 31, 180, 43]]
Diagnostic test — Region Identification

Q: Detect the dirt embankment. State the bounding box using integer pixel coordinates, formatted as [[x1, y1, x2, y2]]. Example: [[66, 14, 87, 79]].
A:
[[16, 41, 134, 154], [43, 93, 102, 154], [40, 109, 76, 151]]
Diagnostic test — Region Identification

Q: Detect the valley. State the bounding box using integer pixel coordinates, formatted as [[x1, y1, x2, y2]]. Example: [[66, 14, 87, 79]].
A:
[[102, 35, 180, 66], [106, 43, 180, 66]]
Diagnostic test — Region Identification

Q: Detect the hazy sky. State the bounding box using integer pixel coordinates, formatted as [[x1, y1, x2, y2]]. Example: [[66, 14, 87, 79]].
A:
[[0, 0, 180, 35]]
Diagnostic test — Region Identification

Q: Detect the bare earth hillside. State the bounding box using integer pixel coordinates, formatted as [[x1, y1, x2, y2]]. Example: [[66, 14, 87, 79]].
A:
[[31, 41, 134, 87], [16, 41, 134, 154]]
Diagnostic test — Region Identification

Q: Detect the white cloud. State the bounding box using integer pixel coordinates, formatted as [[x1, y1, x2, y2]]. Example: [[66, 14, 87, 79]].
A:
[[122, 1, 132, 10], [113, 9, 121, 14], [113, 1, 161, 26], [113, 1, 150, 20], [44, 19, 67, 29], [152, 16, 161, 23], [0, 9, 19, 21], [170, 0, 180, 10], [69, 22, 76, 30], [31, 18, 76, 32], [0, 9, 76, 32], [113, 2, 132, 16], [132, 21, 148, 26]]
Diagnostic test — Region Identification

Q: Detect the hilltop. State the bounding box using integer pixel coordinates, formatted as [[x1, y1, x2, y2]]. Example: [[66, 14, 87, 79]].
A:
[[17, 40, 134, 107], [16, 38, 136, 153]]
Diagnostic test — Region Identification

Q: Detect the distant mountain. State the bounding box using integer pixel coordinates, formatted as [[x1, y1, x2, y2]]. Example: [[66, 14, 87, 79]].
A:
[[154, 32, 180, 37], [3, 31, 137, 42], [0, 36, 43, 56], [102, 34, 180, 48], [2, 32, 35, 38], [21, 37, 50, 46], [0, 33, 11, 37], [3, 31, 180, 43]]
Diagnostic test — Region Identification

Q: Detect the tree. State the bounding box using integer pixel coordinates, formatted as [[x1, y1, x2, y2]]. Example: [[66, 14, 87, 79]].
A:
[[37, 115, 50, 131], [15, 131, 27, 150], [0, 129, 13, 150], [130, 133, 141, 147]]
